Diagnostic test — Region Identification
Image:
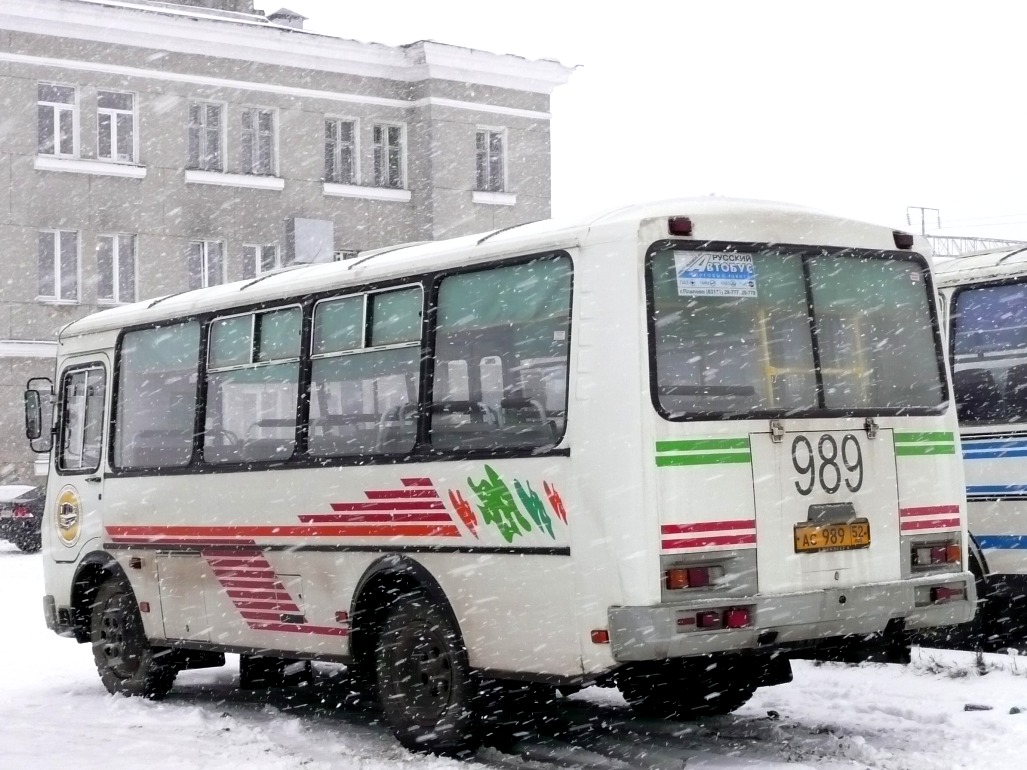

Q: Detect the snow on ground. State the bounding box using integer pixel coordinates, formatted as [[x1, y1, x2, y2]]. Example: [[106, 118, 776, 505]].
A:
[[2, 541, 1026, 770]]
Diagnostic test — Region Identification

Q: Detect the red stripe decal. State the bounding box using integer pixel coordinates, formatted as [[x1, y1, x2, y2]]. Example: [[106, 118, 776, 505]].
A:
[[401, 478, 433, 487], [900, 505, 961, 518], [299, 513, 453, 524], [329, 501, 446, 511], [226, 590, 295, 601], [247, 622, 349, 637], [661, 520, 756, 535], [234, 600, 301, 612], [208, 568, 277, 579], [365, 489, 440, 499], [901, 518, 961, 531], [107, 524, 460, 539], [662, 534, 758, 549]]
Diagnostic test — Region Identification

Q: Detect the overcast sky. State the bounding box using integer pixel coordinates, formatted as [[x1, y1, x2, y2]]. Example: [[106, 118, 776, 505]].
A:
[[261, 1, 1027, 240]]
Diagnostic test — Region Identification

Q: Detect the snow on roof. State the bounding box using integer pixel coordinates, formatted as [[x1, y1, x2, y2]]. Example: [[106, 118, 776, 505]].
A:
[[60, 197, 916, 341], [39, 0, 574, 91], [933, 245, 1027, 287]]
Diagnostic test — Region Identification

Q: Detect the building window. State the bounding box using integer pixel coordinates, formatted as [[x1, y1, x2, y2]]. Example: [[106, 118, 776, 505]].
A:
[[242, 244, 281, 279], [38, 83, 77, 157], [188, 103, 222, 171], [373, 123, 404, 188], [187, 240, 224, 290], [325, 118, 356, 184], [241, 107, 276, 175], [97, 91, 135, 163], [476, 129, 506, 192], [38, 230, 79, 301], [97, 234, 136, 304]]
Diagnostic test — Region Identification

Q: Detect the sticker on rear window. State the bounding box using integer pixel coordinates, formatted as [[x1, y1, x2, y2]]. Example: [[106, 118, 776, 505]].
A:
[[674, 251, 757, 298]]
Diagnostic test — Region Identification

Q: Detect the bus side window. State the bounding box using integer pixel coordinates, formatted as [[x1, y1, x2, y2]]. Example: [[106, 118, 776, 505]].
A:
[[308, 287, 422, 457], [204, 307, 301, 464], [432, 253, 572, 451], [115, 322, 200, 469], [58, 367, 106, 474]]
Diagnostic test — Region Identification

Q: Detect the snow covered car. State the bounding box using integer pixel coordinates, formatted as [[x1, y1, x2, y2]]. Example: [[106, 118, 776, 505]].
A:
[[0, 485, 43, 553]]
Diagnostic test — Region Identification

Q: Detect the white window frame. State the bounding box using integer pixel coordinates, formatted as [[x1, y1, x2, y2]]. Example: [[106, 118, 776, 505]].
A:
[[96, 233, 137, 305], [37, 229, 80, 303], [243, 243, 282, 279], [324, 116, 359, 185], [372, 122, 406, 189], [240, 106, 278, 176], [97, 89, 137, 164], [187, 101, 225, 172], [37, 83, 78, 158], [475, 126, 507, 193], [187, 240, 225, 290]]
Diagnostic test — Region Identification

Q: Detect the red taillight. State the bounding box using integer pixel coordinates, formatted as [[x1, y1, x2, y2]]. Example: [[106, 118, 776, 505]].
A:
[[930, 585, 965, 603], [696, 611, 722, 629], [138, 602, 150, 613], [913, 542, 961, 567], [665, 566, 716, 590], [724, 608, 751, 629], [591, 629, 610, 644], [12, 505, 32, 519], [668, 216, 693, 236], [335, 611, 349, 624]]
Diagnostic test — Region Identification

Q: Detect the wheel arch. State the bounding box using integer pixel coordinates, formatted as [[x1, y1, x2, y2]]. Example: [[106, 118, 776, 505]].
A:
[[348, 554, 463, 682], [70, 550, 129, 644], [967, 532, 989, 578]]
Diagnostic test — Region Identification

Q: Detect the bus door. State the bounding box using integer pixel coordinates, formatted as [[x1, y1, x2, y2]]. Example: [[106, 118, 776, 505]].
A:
[[749, 424, 902, 594], [51, 357, 109, 563]]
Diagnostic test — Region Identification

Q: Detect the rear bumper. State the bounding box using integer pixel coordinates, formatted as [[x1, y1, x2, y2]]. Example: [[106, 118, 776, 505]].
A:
[[608, 571, 975, 662]]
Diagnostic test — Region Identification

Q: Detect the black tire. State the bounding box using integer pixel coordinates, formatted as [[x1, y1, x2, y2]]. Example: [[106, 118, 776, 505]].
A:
[[375, 591, 479, 755], [13, 530, 41, 553], [90, 578, 177, 699], [618, 659, 756, 719]]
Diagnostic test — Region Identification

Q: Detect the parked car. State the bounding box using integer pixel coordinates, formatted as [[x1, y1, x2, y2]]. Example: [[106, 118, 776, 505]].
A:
[[0, 485, 43, 553]]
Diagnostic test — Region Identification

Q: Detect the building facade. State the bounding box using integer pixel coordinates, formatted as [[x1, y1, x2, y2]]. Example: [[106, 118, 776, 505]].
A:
[[0, 0, 572, 483]]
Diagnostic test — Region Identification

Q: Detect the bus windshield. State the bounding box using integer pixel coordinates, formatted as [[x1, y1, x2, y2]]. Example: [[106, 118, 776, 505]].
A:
[[648, 245, 945, 418]]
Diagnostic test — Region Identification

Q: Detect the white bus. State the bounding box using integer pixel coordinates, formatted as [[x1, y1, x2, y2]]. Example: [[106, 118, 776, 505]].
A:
[[936, 247, 1027, 649], [25, 198, 974, 754]]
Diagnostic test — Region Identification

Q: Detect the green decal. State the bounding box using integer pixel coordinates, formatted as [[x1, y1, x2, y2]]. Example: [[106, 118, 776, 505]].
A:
[[655, 437, 752, 467], [468, 464, 533, 543], [893, 431, 955, 457], [514, 479, 554, 538]]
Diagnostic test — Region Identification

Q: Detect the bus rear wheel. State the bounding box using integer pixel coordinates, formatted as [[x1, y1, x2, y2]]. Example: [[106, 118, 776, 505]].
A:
[[89, 577, 177, 699], [618, 659, 756, 719], [375, 591, 479, 756]]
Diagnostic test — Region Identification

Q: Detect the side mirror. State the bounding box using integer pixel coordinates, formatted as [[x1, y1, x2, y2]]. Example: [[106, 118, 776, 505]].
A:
[[24, 377, 54, 453]]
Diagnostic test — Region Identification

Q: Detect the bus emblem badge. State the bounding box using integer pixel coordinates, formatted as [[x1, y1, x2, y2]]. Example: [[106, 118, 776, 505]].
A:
[[55, 486, 82, 547]]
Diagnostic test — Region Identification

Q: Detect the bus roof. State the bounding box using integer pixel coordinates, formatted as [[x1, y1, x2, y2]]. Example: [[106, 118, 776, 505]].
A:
[[933, 245, 1027, 288], [59, 196, 917, 340]]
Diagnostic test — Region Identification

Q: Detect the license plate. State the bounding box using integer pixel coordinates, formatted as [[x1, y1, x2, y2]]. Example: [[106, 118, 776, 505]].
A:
[[794, 519, 871, 553]]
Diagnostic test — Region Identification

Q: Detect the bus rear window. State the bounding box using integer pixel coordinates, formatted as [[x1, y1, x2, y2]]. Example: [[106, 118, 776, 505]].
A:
[[648, 246, 945, 418]]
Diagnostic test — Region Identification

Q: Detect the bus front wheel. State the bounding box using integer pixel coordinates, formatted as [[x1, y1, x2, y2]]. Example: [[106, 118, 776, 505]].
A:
[[89, 577, 177, 699], [375, 591, 479, 756]]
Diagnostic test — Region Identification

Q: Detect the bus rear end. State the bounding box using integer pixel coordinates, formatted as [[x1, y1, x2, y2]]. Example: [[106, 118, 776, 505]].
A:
[[608, 208, 974, 716]]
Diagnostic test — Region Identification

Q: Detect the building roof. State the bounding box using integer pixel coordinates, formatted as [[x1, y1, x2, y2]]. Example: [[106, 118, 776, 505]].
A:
[[3, 0, 574, 93]]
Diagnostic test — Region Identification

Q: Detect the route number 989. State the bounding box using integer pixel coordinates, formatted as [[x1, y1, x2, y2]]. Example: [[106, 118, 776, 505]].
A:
[[791, 434, 863, 496]]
